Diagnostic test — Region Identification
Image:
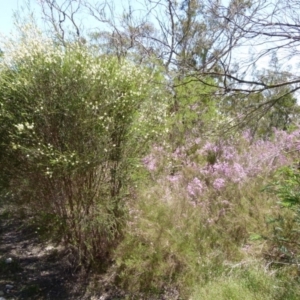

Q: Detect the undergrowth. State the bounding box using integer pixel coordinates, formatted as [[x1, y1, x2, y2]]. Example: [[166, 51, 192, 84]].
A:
[[112, 128, 300, 298]]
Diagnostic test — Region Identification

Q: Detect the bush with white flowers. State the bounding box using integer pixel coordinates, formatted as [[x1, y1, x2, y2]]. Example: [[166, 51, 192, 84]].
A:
[[0, 25, 167, 263]]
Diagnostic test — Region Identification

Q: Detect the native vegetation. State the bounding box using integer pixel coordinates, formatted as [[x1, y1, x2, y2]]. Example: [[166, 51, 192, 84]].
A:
[[1, 0, 300, 298]]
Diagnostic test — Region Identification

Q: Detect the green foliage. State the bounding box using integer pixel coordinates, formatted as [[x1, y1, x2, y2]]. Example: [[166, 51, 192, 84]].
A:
[[114, 171, 300, 297], [114, 176, 272, 297], [112, 124, 300, 297], [0, 26, 167, 265], [267, 166, 300, 207], [191, 265, 300, 300], [220, 70, 300, 138], [264, 166, 300, 266], [167, 76, 218, 147], [115, 195, 223, 296]]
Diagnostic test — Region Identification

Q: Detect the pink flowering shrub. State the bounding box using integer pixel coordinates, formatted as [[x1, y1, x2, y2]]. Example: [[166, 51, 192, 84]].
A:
[[142, 154, 157, 171], [212, 178, 226, 190], [142, 128, 300, 202], [187, 177, 205, 198]]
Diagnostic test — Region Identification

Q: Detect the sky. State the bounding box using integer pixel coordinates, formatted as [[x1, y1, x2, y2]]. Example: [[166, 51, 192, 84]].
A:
[[0, 0, 298, 87], [0, 0, 32, 35], [0, 0, 17, 34], [0, 0, 134, 36]]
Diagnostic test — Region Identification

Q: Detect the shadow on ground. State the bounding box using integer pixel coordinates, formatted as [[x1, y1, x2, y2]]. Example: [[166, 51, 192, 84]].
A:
[[0, 211, 91, 300], [0, 208, 180, 300]]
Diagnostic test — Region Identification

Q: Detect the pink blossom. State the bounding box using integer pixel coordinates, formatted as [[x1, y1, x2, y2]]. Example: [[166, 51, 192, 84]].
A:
[[213, 178, 226, 190], [167, 174, 182, 182], [187, 177, 204, 197], [143, 126, 300, 202], [142, 155, 157, 171]]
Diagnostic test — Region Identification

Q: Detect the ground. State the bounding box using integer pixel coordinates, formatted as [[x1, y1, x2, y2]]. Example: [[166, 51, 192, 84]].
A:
[[0, 207, 179, 300], [0, 211, 88, 299], [0, 206, 128, 300]]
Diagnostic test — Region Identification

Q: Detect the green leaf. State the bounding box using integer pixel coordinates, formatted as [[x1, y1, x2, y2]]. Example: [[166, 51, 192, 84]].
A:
[[249, 234, 263, 241]]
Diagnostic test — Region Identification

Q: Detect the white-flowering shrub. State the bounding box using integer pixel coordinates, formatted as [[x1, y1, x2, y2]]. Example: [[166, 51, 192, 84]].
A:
[[0, 25, 168, 264]]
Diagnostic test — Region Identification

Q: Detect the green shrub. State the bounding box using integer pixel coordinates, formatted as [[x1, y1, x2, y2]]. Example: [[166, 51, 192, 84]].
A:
[[114, 185, 246, 297], [0, 25, 167, 265], [264, 166, 300, 267], [113, 133, 296, 297]]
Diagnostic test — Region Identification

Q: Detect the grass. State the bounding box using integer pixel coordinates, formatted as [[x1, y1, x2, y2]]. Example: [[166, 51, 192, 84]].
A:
[[2, 156, 300, 299], [191, 264, 300, 300], [2, 125, 300, 298], [2, 162, 300, 299], [112, 159, 300, 298]]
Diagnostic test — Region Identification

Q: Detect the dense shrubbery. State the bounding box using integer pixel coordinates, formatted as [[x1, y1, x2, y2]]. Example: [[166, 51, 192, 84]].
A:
[[0, 25, 167, 265], [1, 23, 300, 299], [115, 126, 300, 297], [143, 128, 300, 199]]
